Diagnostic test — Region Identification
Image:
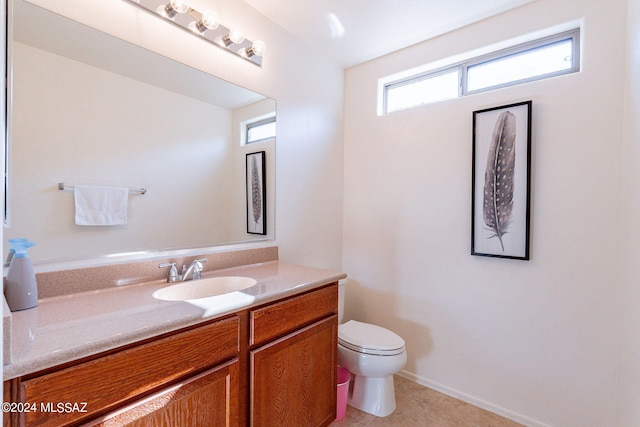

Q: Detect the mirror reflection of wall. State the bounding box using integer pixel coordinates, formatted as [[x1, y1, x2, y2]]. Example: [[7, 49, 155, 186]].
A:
[[5, 0, 275, 264], [232, 100, 276, 239]]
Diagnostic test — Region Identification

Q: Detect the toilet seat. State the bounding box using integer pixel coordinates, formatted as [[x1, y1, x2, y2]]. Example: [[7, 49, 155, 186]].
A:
[[338, 320, 405, 356]]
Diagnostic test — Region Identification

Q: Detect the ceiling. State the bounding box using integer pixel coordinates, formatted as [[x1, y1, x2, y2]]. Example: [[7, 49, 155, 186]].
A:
[[243, 0, 535, 68]]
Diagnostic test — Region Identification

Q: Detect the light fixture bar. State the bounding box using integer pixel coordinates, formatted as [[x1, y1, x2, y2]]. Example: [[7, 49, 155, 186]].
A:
[[123, 0, 264, 67]]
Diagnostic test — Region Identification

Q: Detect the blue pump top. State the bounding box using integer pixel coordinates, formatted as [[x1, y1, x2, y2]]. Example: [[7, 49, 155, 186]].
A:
[[8, 238, 35, 258]]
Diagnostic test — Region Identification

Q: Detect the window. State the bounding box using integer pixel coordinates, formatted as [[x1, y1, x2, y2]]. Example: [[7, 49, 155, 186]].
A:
[[382, 28, 580, 114], [385, 69, 459, 113], [245, 116, 276, 145]]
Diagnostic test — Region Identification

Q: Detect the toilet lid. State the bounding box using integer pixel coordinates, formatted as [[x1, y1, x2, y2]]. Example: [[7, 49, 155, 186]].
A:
[[338, 320, 405, 356]]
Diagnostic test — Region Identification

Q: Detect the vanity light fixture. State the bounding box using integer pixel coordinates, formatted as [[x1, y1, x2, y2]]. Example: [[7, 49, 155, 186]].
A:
[[124, 0, 265, 67]]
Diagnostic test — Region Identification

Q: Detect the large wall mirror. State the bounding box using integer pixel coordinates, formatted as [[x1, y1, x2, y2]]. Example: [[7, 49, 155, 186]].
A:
[[5, 0, 276, 264]]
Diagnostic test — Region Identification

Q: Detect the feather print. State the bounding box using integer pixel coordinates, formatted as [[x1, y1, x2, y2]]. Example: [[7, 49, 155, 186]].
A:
[[483, 111, 516, 251], [251, 156, 262, 228]]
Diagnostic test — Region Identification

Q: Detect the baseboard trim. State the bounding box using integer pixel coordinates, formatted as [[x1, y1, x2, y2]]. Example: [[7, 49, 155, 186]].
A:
[[396, 370, 551, 427]]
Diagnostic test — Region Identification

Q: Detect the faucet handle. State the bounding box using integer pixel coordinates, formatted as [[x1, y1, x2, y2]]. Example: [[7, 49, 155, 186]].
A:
[[195, 258, 208, 268], [192, 258, 208, 279], [158, 262, 179, 282]]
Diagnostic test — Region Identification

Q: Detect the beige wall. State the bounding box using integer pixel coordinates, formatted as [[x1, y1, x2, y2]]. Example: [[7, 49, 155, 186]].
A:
[[343, 0, 627, 425], [618, 0, 640, 425]]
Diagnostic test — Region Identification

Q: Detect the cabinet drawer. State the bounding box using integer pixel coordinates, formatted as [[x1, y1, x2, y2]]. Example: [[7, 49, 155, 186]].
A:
[[86, 359, 239, 427], [250, 284, 337, 347], [20, 315, 239, 427]]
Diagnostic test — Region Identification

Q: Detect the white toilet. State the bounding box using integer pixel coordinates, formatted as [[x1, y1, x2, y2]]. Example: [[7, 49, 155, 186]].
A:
[[337, 279, 407, 417]]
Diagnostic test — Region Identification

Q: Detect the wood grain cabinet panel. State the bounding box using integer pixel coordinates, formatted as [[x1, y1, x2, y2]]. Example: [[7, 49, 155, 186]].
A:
[[86, 359, 239, 427], [3, 379, 17, 427], [250, 315, 338, 427], [20, 316, 239, 427], [250, 284, 337, 346]]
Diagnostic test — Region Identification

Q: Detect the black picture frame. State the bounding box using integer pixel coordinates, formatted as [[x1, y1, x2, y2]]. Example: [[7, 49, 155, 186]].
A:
[[246, 151, 266, 235], [472, 101, 532, 260]]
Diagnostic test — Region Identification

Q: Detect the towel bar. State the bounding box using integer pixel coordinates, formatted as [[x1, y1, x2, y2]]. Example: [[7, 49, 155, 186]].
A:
[[58, 182, 147, 195]]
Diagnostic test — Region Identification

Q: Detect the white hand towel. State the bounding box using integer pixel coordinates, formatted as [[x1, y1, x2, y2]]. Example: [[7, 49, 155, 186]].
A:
[[74, 185, 129, 226]]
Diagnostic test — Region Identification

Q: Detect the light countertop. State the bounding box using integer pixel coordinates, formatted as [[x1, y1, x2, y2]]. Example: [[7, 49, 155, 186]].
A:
[[4, 261, 346, 380]]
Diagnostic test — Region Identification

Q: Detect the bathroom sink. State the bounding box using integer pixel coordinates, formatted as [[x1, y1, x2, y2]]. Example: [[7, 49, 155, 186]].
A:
[[152, 276, 257, 301]]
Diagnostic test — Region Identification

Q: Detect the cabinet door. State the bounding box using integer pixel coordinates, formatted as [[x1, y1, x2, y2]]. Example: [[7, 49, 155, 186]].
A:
[[87, 358, 239, 427], [250, 316, 337, 427]]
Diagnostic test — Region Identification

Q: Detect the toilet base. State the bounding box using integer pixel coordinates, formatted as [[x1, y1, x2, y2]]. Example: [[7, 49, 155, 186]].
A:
[[348, 374, 397, 417]]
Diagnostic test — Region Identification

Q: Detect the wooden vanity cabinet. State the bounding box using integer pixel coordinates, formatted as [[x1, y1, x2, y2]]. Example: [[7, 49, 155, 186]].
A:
[[248, 284, 338, 427]]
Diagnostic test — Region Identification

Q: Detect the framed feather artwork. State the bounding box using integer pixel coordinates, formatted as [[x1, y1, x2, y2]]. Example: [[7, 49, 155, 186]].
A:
[[246, 151, 267, 235], [472, 101, 532, 260]]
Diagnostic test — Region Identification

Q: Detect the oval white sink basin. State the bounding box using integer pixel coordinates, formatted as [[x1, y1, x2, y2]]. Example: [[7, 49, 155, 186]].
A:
[[153, 276, 257, 301]]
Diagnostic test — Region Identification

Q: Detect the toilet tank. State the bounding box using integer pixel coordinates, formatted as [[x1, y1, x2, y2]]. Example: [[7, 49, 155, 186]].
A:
[[338, 279, 347, 323]]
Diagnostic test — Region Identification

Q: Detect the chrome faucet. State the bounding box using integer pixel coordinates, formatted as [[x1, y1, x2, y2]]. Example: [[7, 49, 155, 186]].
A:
[[158, 258, 208, 282], [181, 258, 208, 281]]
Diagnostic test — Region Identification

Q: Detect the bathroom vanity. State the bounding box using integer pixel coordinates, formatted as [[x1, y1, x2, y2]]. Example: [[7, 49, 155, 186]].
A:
[[3, 249, 344, 427]]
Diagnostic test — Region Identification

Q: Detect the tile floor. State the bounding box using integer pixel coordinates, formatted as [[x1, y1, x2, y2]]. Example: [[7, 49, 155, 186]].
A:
[[329, 375, 523, 427]]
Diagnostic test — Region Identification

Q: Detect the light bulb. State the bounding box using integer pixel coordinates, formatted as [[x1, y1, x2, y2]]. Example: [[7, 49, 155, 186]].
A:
[[243, 40, 266, 58], [170, 0, 189, 13], [221, 29, 245, 47], [249, 40, 265, 57], [228, 29, 245, 44], [195, 10, 219, 32], [162, 0, 189, 18]]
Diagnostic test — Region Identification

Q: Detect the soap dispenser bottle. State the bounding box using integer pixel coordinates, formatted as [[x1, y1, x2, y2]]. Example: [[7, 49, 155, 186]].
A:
[[5, 238, 38, 311]]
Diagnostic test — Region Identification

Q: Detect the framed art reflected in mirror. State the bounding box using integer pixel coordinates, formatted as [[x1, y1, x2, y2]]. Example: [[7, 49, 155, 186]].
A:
[[246, 151, 266, 235]]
